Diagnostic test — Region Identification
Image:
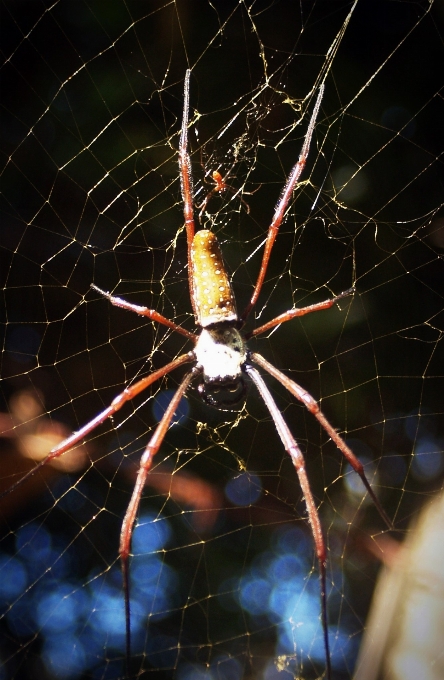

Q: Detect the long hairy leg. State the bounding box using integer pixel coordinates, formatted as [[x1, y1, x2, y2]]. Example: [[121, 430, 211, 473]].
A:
[[119, 368, 197, 668], [251, 352, 393, 530], [246, 364, 332, 680], [241, 84, 324, 323], [1, 353, 194, 499]]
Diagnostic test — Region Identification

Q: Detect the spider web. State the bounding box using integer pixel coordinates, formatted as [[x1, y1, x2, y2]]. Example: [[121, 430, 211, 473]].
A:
[[1, 2, 443, 679]]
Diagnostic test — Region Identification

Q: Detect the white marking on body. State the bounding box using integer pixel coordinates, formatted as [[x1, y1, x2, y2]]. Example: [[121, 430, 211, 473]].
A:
[[194, 327, 246, 383]]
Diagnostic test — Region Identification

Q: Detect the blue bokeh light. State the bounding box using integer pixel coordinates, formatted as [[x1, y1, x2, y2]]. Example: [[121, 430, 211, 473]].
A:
[[226, 523, 355, 673], [273, 526, 310, 556], [269, 553, 306, 582], [0, 555, 28, 602], [15, 522, 52, 565], [1, 510, 179, 678], [88, 584, 129, 646], [132, 512, 173, 554], [239, 576, 272, 615], [275, 584, 324, 661], [35, 583, 89, 633], [412, 437, 443, 481], [42, 633, 88, 679], [225, 472, 262, 506], [130, 512, 178, 621]]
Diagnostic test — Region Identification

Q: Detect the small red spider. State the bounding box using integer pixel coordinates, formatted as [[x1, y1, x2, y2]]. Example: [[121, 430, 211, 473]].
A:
[[199, 169, 231, 215], [198, 168, 253, 218], [4, 70, 392, 679]]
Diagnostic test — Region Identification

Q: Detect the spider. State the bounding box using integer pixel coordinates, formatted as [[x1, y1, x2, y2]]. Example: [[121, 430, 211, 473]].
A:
[[198, 169, 254, 219], [4, 70, 392, 679]]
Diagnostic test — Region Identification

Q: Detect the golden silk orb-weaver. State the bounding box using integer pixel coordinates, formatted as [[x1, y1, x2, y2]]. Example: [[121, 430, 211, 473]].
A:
[[3, 70, 392, 679]]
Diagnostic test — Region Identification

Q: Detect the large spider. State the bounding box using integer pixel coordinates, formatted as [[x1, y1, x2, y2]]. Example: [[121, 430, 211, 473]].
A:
[[5, 71, 392, 679]]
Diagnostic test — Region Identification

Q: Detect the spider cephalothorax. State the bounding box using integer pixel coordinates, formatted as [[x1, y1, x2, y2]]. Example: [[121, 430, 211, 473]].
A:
[[3, 70, 392, 680], [194, 324, 247, 408]]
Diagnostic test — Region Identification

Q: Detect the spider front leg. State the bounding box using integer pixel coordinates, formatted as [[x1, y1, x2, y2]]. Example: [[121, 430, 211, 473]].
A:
[[241, 84, 325, 324], [246, 365, 332, 680], [179, 69, 197, 310], [251, 352, 393, 530]]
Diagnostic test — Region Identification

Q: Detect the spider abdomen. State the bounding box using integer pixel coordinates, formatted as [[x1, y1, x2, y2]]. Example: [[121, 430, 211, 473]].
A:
[[190, 229, 237, 327]]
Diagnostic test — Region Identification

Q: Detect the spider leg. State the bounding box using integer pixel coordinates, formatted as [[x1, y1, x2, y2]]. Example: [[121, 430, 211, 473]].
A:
[[119, 367, 198, 668], [179, 69, 198, 318], [246, 364, 332, 680], [91, 284, 197, 341], [1, 353, 194, 499], [247, 288, 354, 338], [241, 84, 324, 324], [251, 352, 393, 530]]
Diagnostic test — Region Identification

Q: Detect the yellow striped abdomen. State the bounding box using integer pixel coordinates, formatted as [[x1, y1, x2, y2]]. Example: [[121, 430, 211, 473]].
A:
[[190, 230, 237, 327]]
